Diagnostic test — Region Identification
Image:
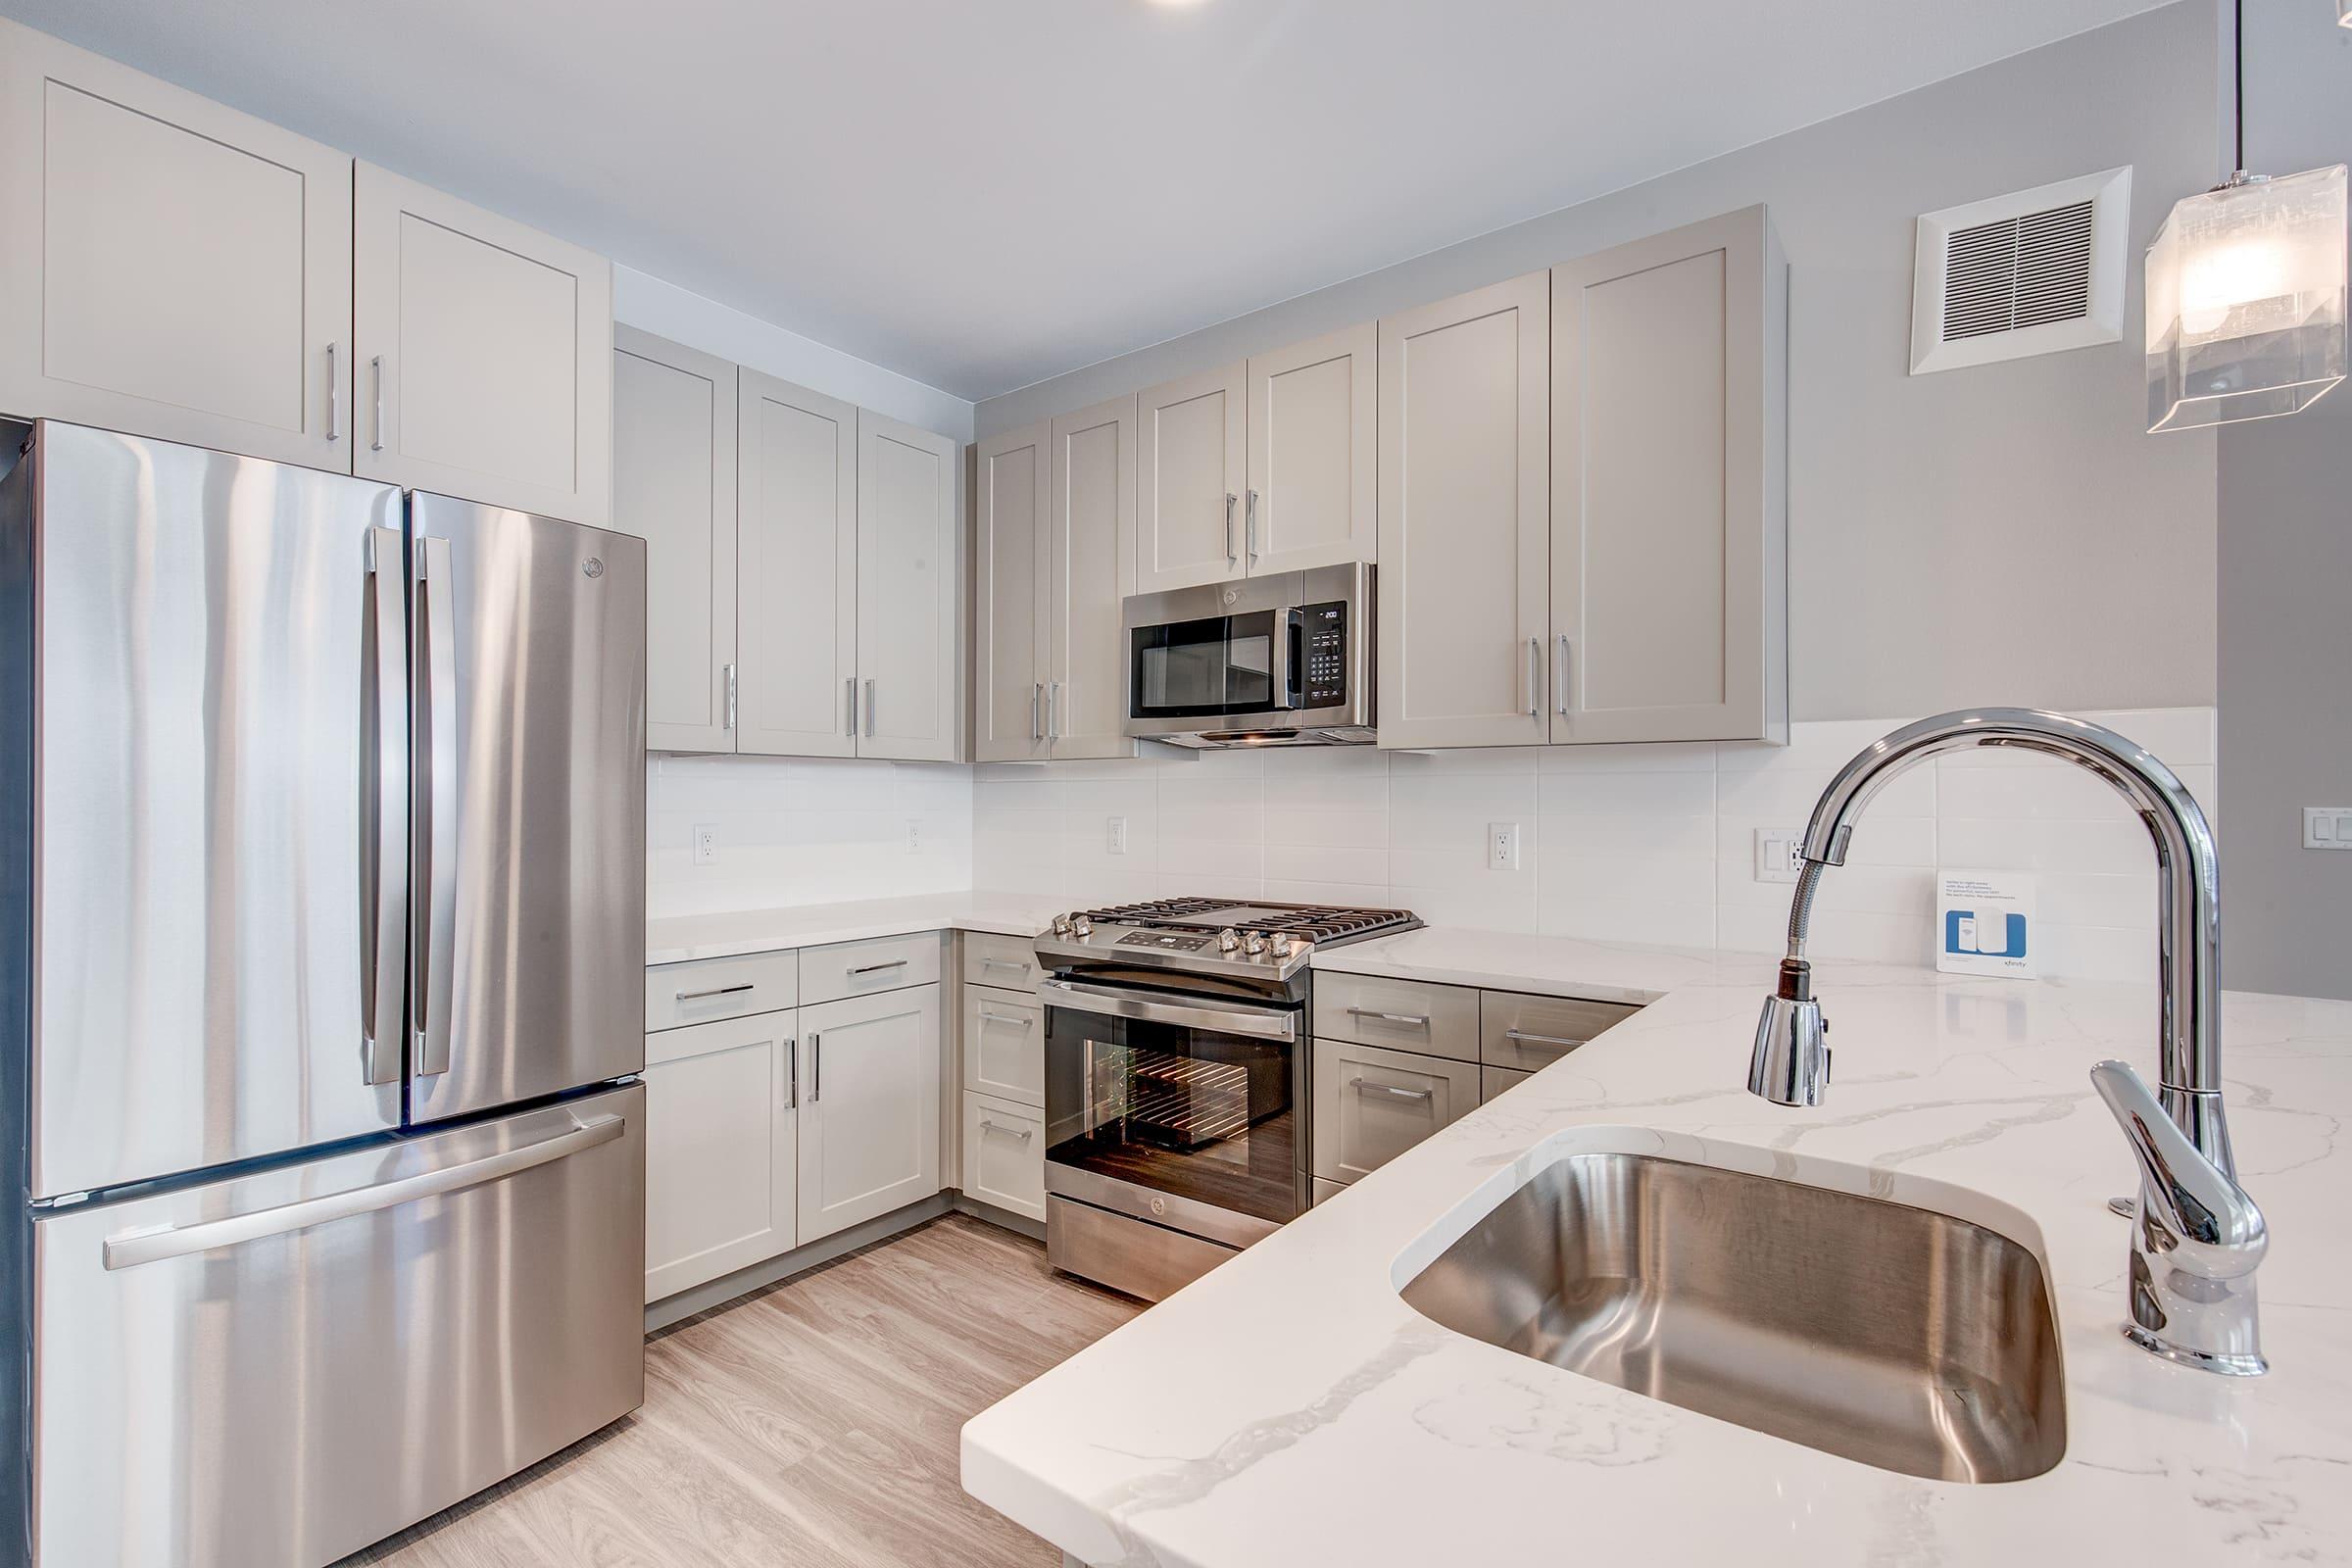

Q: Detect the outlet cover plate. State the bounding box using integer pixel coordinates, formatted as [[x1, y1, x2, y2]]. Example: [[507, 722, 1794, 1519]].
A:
[[692, 823, 719, 865], [1755, 828, 1803, 883], [2304, 807, 2352, 850], [1488, 821, 1521, 871]]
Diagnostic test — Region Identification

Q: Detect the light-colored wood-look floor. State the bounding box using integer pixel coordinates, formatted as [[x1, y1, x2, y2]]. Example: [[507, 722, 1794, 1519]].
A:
[[341, 1215, 1140, 1568]]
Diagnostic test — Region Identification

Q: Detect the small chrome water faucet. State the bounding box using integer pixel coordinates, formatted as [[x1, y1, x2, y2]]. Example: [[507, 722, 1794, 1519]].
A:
[[1746, 708, 2267, 1375]]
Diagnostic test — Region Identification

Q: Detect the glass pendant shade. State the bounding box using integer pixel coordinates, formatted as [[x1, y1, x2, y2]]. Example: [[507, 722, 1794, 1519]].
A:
[[2145, 163, 2348, 432]]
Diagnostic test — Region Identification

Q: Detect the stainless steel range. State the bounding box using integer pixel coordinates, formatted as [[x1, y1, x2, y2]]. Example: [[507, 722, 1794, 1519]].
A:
[[1034, 897, 1420, 1300]]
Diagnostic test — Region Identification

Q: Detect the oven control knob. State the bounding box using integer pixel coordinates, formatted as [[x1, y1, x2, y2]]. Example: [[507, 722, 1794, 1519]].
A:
[[1051, 912, 1073, 938], [1216, 927, 1241, 953], [1271, 933, 1298, 959], [1243, 930, 1268, 956], [1071, 913, 1094, 939]]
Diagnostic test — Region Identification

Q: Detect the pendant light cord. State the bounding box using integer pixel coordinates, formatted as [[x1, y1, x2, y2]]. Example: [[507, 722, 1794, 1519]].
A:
[[2233, 0, 2246, 174]]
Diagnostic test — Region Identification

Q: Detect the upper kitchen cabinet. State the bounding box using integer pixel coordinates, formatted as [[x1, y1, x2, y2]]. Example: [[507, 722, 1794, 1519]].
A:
[[1376, 273, 1551, 750], [856, 412, 960, 762], [0, 19, 352, 468], [354, 162, 613, 525], [1136, 363, 1247, 593], [1551, 206, 1788, 744], [1245, 322, 1377, 576], [974, 422, 1051, 763], [615, 326, 738, 753], [737, 368, 858, 759], [1047, 394, 1142, 760]]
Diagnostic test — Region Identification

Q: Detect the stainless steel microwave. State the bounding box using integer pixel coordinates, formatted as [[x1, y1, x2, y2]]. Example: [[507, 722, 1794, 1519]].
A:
[[1121, 563, 1374, 748]]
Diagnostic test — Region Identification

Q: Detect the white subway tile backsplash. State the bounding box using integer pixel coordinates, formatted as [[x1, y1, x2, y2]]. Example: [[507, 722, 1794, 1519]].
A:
[[656, 707, 2213, 985]]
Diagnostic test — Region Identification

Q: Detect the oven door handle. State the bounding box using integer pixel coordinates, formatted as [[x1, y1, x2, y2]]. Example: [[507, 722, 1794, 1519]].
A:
[[1039, 979, 1299, 1043]]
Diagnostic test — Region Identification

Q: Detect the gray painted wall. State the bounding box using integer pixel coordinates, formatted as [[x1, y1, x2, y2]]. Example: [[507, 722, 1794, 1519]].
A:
[[975, 2, 2221, 724], [2218, 4, 2352, 1000]]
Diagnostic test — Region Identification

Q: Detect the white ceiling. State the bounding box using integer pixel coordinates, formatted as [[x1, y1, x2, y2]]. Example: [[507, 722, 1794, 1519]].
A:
[[3, 0, 2174, 402]]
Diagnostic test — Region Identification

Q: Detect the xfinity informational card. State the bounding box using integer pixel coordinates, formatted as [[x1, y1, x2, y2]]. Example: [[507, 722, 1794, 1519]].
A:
[[1937, 869, 2037, 977]]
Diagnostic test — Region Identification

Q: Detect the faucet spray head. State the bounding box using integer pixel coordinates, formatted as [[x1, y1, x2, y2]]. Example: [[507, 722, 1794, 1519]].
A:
[[1749, 957, 1831, 1106]]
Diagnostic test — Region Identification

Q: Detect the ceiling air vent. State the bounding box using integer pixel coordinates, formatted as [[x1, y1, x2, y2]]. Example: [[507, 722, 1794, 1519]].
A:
[[1910, 167, 2132, 374]]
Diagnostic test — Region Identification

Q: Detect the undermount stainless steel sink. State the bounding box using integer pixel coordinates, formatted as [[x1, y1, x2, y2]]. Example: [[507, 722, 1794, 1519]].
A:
[[1399, 1152, 2067, 1483]]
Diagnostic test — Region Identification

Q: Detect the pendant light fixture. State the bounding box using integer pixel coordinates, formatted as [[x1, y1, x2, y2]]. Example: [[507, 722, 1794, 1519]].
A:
[[2144, 0, 2346, 432]]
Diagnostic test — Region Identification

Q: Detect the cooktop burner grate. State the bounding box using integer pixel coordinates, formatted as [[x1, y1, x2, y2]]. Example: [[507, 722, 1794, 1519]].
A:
[[1073, 896, 1420, 949]]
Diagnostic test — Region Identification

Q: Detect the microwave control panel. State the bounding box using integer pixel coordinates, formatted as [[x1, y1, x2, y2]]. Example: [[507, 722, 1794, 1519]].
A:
[[1302, 601, 1348, 709]]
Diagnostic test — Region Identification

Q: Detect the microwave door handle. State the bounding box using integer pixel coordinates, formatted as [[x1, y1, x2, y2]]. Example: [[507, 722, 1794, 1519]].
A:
[[1268, 608, 1303, 711]]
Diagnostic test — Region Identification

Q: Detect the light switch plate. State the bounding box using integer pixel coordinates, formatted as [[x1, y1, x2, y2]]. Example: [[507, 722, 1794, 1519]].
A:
[[691, 823, 718, 865], [2303, 807, 2352, 850], [1488, 821, 1521, 871], [1754, 827, 1803, 883]]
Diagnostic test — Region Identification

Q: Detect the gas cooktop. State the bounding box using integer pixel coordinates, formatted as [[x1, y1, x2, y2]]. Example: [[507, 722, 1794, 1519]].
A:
[[1033, 897, 1422, 987]]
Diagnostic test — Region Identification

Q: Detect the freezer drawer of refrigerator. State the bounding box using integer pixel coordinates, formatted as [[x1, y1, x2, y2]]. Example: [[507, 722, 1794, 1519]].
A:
[[26, 1083, 646, 1568]]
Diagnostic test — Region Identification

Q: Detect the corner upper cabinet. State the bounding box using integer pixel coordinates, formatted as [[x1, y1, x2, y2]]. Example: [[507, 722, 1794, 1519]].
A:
[[1048, 394, 1142, 760], [354, 162, 612, 525], [974, 422, 1051, 762], [0, 19, 352, 468], [1376, 272, 1551, 750], [737, 368, 858, 759], [1136, 363, 1247, 593], [1551, 205, 1788, 745], [1245, 322, 1376, 576], [856, 412, 960, 762], [615, 327, 737, 753]]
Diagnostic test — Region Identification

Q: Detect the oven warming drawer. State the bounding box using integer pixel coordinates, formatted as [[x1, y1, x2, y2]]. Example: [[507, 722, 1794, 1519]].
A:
[[1046, 1196, 1237, 1303]]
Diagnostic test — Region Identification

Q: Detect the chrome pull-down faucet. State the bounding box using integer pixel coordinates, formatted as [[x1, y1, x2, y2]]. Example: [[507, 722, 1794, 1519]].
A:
[[1746, 708, 2266, 1375]]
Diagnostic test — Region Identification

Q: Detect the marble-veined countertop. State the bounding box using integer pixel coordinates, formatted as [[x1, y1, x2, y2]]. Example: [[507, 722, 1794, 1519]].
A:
[[961, 936, 2352, 1566]]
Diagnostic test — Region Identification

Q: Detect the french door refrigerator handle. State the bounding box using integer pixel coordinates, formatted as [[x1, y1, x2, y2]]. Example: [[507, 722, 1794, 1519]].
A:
[[413, 532, 459, 1079], [101, 1115, 627, 1271], [361, 527, 409, 1087]]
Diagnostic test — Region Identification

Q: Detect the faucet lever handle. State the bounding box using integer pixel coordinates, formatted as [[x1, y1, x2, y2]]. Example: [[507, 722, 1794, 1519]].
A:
[[2089, 1060, 2265, 1278]]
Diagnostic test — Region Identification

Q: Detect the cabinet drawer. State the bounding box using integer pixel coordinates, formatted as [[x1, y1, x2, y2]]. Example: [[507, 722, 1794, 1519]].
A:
[[1311, 1038, 1481, 1186], [800, 932, 942, 1005], [1481, 1065, 1536, 1103], [962, 986, 1044, 1106], [1312, 971, 1479, 1062], [1480, 992, 1641, 1071], [646, 950, 800, 1033], [961, 1092, 1045, 1222], [961, 931, 1043, 991]]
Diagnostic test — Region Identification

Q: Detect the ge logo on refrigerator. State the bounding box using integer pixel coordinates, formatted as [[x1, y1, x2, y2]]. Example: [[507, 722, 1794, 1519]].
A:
[[582, 557, 604, 579]]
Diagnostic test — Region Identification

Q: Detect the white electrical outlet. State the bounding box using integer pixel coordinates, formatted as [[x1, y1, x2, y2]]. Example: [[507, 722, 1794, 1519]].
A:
[[691, 823, 719, 865], [2303, 807, 2352, 850], [1488, 821, 1521, 871], [906, 818, 923, 855], [1754, 827, 1803, 883], [1106, 815, 1128, 855]]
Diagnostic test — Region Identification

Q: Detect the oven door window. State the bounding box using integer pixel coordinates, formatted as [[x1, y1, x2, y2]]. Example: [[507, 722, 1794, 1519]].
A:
[[1045, 1006, 1298, 1225], [1130, 612, 1293, 719]]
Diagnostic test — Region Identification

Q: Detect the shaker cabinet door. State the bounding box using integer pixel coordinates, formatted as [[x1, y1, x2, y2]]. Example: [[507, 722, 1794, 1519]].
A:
[[1552, 205, 1787, 744], [354, 162, 612, 525], [644, 1012, 799, 1303], [736, 368, 859, 758], [1376, 272, 1551, 750], [1048, 393, 1142, 760], [856, 412, 960, 762], [975, 421, 1051, 762], [798, 986, 943, 1244], [615, 326, 738, 754], [1135, 364, 1247, 594], [1245, 322, 1376, 576], [0, 19, 352, 469]]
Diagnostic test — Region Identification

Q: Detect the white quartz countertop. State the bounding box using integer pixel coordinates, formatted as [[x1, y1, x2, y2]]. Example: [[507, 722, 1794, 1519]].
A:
[[961, 942, 2352, 1566], [645, 893, 1064, 964]]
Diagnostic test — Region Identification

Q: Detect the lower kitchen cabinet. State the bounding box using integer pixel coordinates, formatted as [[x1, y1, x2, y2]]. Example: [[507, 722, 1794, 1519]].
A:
[[1481, 1065, 1536, 1102], [961, 1092, 1046, 1221], [798, 984, 943, 1244], [643, 1009, 799, 1304], [1311, 1037, 1480, 1186]]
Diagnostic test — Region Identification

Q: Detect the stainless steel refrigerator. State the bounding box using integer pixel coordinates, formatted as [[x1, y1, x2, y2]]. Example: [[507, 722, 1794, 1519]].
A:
[[0, 420, 649, 1567]]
